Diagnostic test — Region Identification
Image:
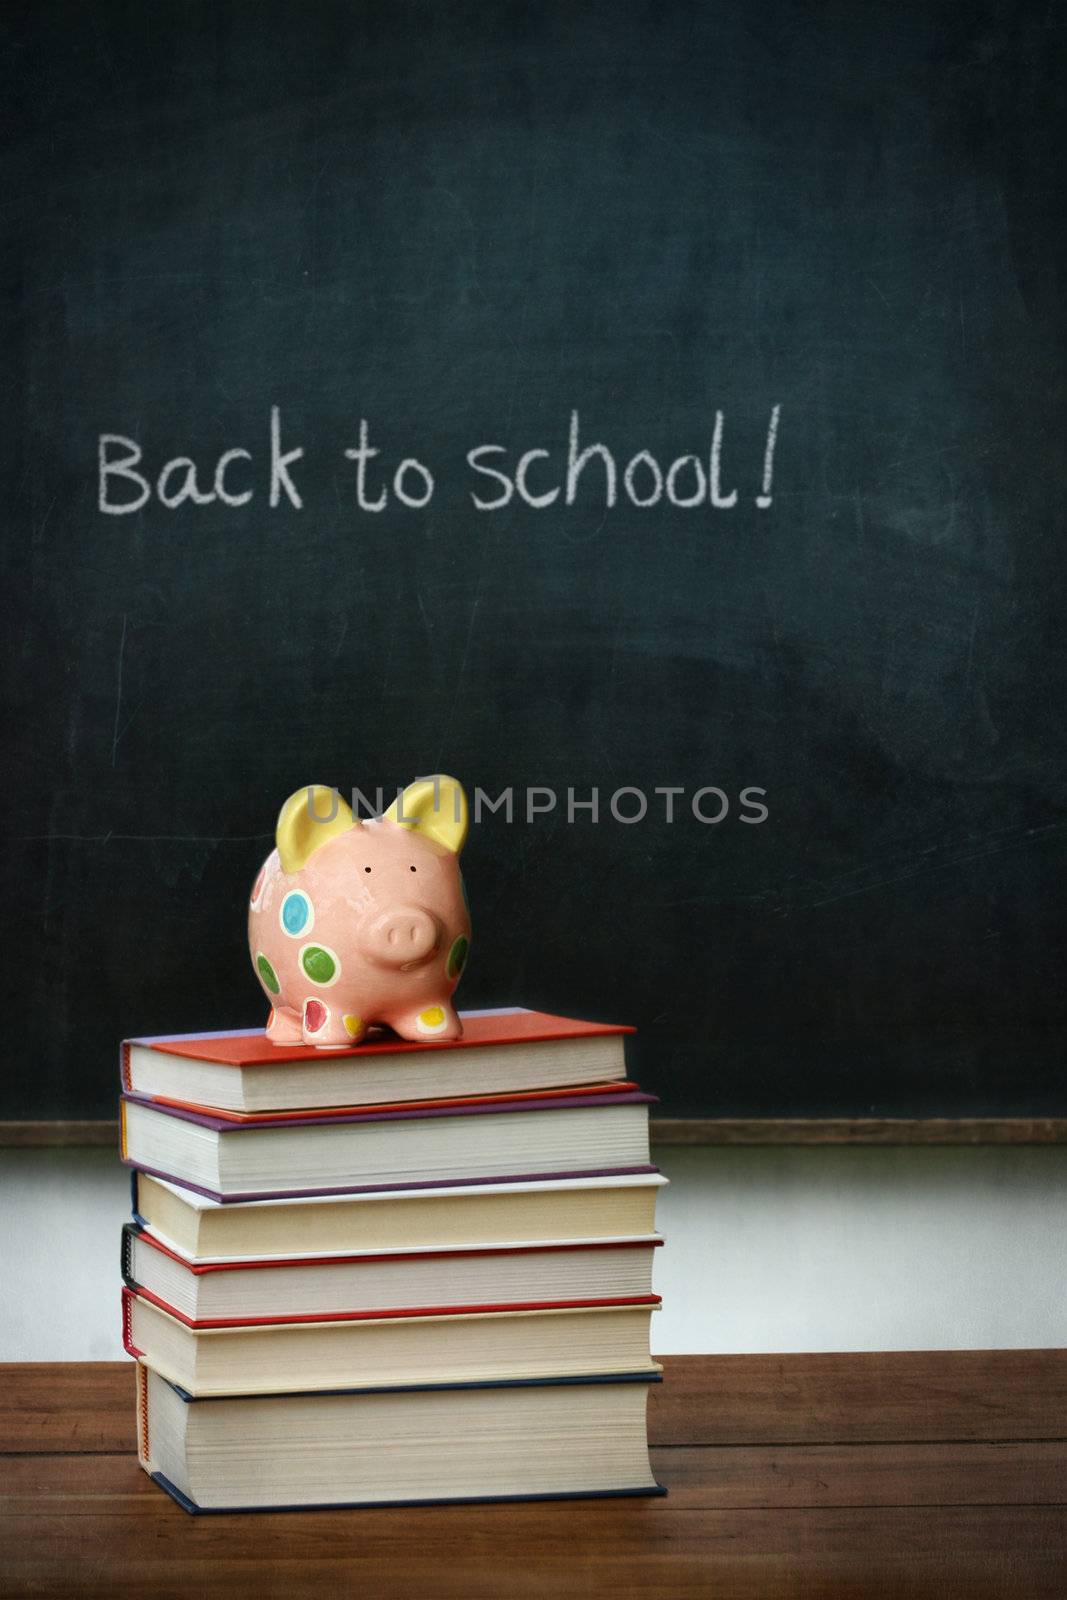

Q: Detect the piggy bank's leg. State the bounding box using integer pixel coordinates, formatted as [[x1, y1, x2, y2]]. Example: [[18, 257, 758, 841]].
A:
[[389, 1002, 463, 1043], [301, 998, 367, 1049], [265, 1005, 303, 1045]]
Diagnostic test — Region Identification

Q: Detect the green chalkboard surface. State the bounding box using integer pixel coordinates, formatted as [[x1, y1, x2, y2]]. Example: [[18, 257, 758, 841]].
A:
[[2, 2, 1064, 1119]]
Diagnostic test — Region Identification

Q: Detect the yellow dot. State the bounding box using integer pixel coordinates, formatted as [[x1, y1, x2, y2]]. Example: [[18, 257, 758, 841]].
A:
[[418, 1006, 445, 1028], [343, 1014, 364, 1038]]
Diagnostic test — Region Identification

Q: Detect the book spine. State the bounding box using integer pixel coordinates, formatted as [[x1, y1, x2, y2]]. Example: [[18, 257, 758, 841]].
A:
[[120, 1040, 133, 1093], [120, 1225, 137, 1287], [130, 1169, 147, 1225], [136, 1363, 151, 1470], [121, 1289, 144, 1359]]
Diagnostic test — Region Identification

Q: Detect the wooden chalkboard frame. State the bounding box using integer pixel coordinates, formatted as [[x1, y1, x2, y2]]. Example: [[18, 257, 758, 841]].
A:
[[4, 1118, 1067, 1147]]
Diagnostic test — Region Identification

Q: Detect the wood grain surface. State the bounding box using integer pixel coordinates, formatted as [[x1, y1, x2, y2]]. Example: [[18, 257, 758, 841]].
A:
[[1, 1354, 1064, 1598]]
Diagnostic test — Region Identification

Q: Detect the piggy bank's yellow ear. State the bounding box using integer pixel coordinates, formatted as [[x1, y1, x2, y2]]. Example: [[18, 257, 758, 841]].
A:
[[385, 776, 468, 855], [276, 786, 356, 873]]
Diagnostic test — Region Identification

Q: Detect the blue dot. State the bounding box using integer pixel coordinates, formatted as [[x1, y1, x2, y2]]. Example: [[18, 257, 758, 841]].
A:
[[281, 892, 311, 936]]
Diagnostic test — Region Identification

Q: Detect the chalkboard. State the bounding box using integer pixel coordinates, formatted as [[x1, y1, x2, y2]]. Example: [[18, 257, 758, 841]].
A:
[[3, 1, 1064, 1121]]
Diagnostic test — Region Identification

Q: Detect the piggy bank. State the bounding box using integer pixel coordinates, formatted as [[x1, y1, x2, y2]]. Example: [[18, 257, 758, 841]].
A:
[[248, 776, 471, 1048]]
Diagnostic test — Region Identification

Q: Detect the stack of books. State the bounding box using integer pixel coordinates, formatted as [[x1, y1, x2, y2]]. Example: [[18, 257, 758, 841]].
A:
[[119, 1007, 667, 1512]]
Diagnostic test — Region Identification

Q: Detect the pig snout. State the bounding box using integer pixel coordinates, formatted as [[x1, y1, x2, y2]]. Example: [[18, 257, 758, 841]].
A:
[[360, 905, 440, 968]]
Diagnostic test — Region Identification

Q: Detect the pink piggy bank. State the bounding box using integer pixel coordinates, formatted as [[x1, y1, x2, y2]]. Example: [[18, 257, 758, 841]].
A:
[[248, 776, 471, 1049]]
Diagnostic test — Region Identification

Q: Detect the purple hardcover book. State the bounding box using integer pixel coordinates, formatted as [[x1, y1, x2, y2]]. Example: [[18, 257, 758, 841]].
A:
[[120, 1087, 658, 1203]]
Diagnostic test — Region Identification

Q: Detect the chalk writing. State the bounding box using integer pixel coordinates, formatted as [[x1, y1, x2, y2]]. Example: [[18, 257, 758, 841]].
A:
[[97, 407, 782, 515]]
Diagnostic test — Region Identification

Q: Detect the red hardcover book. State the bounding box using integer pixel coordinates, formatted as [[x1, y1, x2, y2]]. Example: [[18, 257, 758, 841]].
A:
[[121, 1007, 634, 1114], [121, 1286, 662, 1398], [121, 1221, 663, 1327]]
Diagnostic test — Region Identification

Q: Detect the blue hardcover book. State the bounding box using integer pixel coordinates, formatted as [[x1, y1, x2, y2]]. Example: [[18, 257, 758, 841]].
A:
[[136, 1363, 666, 1513]]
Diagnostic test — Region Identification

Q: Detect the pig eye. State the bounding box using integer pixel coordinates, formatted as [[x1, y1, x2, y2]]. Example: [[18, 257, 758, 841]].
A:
[[363, 866, 372, 873], [410, 865, 417, 872]]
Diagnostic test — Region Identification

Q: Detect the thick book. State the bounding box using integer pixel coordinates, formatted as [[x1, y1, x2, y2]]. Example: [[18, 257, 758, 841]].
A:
[[120, 1086, 656, 1201], [122, 1008, 632, 1114], [132, 1169, 669, 1258], [136, 1363, 665, 1512], [122, 1287, 660, 1396], [122, 1221, 663, 1325]]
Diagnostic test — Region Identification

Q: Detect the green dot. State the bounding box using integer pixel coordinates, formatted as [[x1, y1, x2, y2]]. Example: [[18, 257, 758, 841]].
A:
[[446, 935, 469, 980], [301, 945, 337, 984], [256, 953, 280, 995]]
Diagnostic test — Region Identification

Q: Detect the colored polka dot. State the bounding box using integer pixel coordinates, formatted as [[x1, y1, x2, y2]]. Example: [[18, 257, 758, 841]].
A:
[[250, 863, 267, 908], [343, 1014, 365, 1038], [280, 890, 312, 937], [446, 935, 469, 980], [255, 953, 280, 995], [417, 1005, 447, 1034], [300, 944, 339, 986], [304, 999, 327, 1033]]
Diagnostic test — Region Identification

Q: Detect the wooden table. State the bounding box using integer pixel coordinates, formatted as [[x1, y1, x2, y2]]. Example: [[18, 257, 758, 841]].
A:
[[2, 1354, 1065, 1597]]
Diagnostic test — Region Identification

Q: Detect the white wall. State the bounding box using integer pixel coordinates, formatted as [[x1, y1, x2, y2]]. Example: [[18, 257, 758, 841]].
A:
[[654, 1145, 1067, 1352], [1, 1144, 1065, 1359]]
